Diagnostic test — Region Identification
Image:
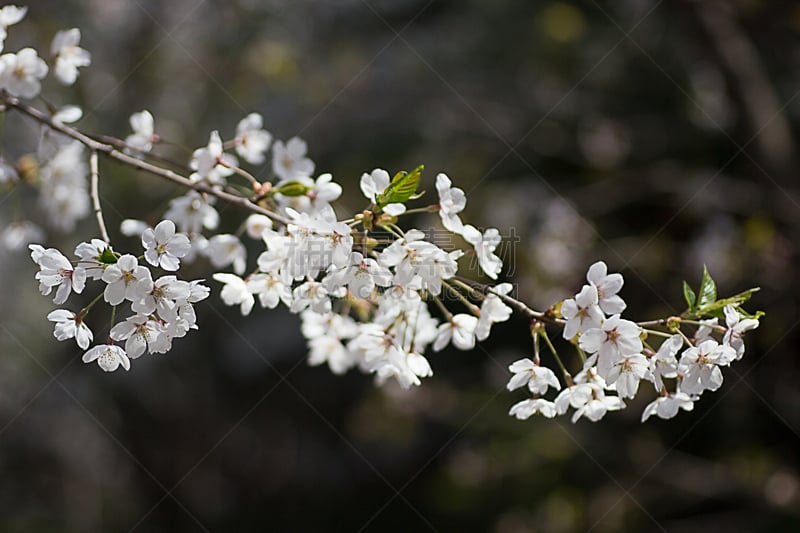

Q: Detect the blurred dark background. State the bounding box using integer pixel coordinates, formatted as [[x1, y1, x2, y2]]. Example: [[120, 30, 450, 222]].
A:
[[1, 0, 800, 531]]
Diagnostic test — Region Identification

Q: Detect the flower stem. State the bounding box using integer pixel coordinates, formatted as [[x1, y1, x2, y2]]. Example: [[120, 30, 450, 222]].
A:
[[77, 291, 106, 321], [643, 328, 673, 338], [442, 280, 481, 316], [537, 324, 571, 380], [220, 159, 260, 188], [430, 294, 454, 321]]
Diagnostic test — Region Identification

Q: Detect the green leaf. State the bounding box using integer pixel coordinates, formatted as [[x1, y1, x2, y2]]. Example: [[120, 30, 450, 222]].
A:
[[697, 265, 717, 308], [695, 287, 760, 317], [273, 180, 312, 197], [98, 247, 118, 264], [376, 165, 423, 208], [682, 280, 696, 312]]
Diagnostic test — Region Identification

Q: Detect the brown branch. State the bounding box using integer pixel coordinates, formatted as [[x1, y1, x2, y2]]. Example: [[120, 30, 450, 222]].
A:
[[84, 131, 191, 173], [452, 275, 559, 325], [1, 92, 290, 225], [88, 150, 110, 244]]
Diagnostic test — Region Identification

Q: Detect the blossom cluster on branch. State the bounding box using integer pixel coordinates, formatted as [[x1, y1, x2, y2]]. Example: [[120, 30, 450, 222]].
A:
[[1, 5, 762, 423]]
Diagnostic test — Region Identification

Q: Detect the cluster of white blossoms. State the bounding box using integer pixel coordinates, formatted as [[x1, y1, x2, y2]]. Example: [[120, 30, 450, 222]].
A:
[[0, 6, 92, 246], [208, 163, 510, 389], [4, 5, 764, 424], [30, 220, 209, 372], [112, 107, 507, 390], [507, 263, 761, 423]]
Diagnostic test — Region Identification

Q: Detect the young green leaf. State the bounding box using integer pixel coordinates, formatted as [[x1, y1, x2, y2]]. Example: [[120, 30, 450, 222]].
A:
[[98, 247, 118, 264], [683, 280, 697, 312], [697, 265, 717, 308], [696, 288, 761, 317], [376, 165, 423, 207]]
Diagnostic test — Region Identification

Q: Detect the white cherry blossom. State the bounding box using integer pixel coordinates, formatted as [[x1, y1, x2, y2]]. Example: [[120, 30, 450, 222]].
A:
[[235, 113, 272, 164], [132, 275, 191, 321], [282, 208, 352, 278], [190, 130, 236, 186], [73, 238, 110, 280], [509, 398, 557, 420], [379, 229, 458, 296], [570, 389, 625, 423], [38, 141, 90, 231], [0, 156, 18, 184], [1, 220, 43, 250], [327, 251, 392, 299], [82, 344, 130, 372], [462, 225, 502, 280], [605, 353, 648, 398], [165, 191, 220, 234], [101, 254, 153, 306], [142, 220, 191, 271], [47, 309, 92, 349], [174, 280, 210, 328], [723, 304, 759, 359], [678, 339, 736, 395], [0, 5, 26, 51], [290, 280, 331, 314], [506, 358, 561, 394], [51, 28, 91, 85], [272, 137, 314, 180], [371, 347, 432, 389], [579, 314, 642, 379], [213, 273, 255, 316], [649, 334, 682, 392], [205, 234, 247, 275], [435, 173, 466, 233], [125, 110, 156, 153], [245, 214, 273, 240], [573, 366, 607, 388], [561, 284, 603, 340], [692, 317, 719, 344], [475, 283, 513, 341], [641, 392, 695, 422], [554, 383, 595, 415], [110, 314, 163, 359], [246, 273, 291, 309], [30, 245, 86, 304], [38, 105, 82, 160], [0, 47, 48, 98], [434, 313, 478, 351], [308, 335, 357, 375], [586, 261, 626, 315], [120, 218, 149, 237]]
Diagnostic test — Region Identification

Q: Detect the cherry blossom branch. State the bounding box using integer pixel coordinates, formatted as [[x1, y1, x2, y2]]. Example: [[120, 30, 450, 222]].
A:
[[452, 275, 550, 323], [10, 8, 764, 427], [0, 91, 290, 225], [88, 150, 110, 244], [219, 159, 260, 188], [85, 131, 191, 172]]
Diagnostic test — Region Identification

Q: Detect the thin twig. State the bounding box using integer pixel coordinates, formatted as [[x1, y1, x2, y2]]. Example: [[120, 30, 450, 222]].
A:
[[453, 275, 552, 323], [220, 159, 260, 188], [89, 150, 110, 244], [85, 131, 191, 172], [441, 280, 481, 316], [1, 92, 290, 225]]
